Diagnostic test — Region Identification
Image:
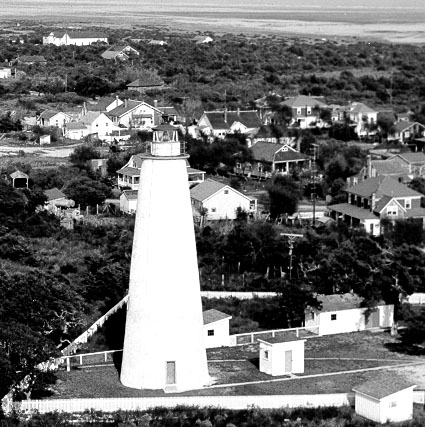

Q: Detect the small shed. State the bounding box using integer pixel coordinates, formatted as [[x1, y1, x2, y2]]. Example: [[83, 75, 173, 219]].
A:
[[10, 170, 28, 188], [353, 377, 416, 424], [120, 190, 138, 214], [258, 334, 306, 376], [202, 309, 232, 348]]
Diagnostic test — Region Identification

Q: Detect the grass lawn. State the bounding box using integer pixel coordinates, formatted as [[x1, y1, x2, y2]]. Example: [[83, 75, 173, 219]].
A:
[[47, 331, 425, 399]]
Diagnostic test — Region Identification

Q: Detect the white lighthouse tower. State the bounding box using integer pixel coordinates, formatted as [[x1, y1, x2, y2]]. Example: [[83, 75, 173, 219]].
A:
[[120, 124, 210, 392]]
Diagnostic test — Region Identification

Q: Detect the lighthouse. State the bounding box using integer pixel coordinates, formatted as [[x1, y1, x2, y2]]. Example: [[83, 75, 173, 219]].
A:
[[120, 124, 210, 392]]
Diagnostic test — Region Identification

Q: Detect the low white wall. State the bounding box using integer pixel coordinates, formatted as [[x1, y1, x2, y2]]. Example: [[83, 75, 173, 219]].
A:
[[201, 291, 277, 299], [17, 393, 353, 414]]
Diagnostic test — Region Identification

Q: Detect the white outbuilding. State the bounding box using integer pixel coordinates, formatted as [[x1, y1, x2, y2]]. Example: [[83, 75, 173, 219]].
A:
[[353, 377, 416, 424], [258, 334, 306, 376], [202, 309, 232, 348], [304, 293, 394, 336], [120, 190, 138, 214]]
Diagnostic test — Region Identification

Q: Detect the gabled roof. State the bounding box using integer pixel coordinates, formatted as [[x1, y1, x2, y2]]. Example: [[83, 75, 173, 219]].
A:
[[108, 100, 143, 117], [81, 112, 109, 125], [394, 120, 424, 133], [203, 309, 231, 325], [127, 78, 164, 88], [190, 179, 227, 202], [275, 150, 309, 162], [202, 110, 262, 130], [45, 187, 66, 201], [282, 95, 326, 109], [353, 376, 416, 400], [66, 122, 87, 130], [250, 142, 304, 163], [122, 190, 138, 200], [116, 166, 140, 176], [10, 170, 28, 179], [87, 96, 118, 111], [101, 50, 128, 60], [369, 159, 408, 176], [373, 195, 404, 214], [391, 152, 425, 164], [315, 293, 366, 312], [39, 110, 69, 120], [349, 102, 377, 115], [18, 55, 46, 63], [346, 176, 421, 199]]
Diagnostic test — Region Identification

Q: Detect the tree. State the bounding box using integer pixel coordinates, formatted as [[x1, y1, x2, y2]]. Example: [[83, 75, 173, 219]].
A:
[[268, 176, 302, 219], [63, 176, 112, 208], [74, 75, 113, 98], [69, 145, 101, 169], [0, 112, 23, 133]]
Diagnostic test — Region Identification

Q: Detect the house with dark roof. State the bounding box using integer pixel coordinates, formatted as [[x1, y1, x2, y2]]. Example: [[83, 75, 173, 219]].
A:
[[101, 45, 139, 61], [86, 96, 123, 113], [108, 99, 162, 128], [282, 95, 327, 129], [197, 110, 262, 140], [305, 293, 394, 336], [353, 376, 416, 423], [202, 309, 232, 348], [328, 175, 425, 236], [190, 178, 257, 221], [43, 31, 108, 46], [235, 142, 309, 179], [388, 152, 425, 177], [126, 78, 165, 94]]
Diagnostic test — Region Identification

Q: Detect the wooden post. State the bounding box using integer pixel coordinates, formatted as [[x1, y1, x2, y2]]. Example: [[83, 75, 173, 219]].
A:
[[104, 352, 108, 362], [66, 358, 70, 372], [79, 355, 83, 365]]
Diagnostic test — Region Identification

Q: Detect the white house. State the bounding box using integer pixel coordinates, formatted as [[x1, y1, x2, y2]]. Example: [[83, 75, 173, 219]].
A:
[[37, 110, 71, 129], [348, 102, 378, 138], [80, 112, 115, 139], [281, 95, 327, 129], [190, 179, 257, 221], [353, 377, 416, 424], [202, 309, 232, 349], [120, 190, 138, 214], [193, 35, 213, 44], [101, 45, 139, 61], [64, 122, 89, 140], [43, 31, 108, 46], [258, 335, 306, 376], [0, 68, 12, 79], [305, 293, 394, 336], [108, 100, 162, 129]]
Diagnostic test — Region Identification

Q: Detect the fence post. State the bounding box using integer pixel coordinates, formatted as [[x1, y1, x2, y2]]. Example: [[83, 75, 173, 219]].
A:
[[296, 329, 299, 337], [105, 352, 108, 362], [251, 333, 254, 344], [272, 330, 276, 337], [79, 355, 83, 365], [66, 358, 70, 372]]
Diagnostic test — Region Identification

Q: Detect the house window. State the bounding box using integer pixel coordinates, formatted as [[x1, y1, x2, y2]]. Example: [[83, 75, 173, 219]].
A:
[[264, 350, 269, 360], [389, 402, 397, 408], [207, 329, 214, 336], [224, 189, 229, 195], [405, 200, 411, 209], [211, 208, 216, 212], [331, 314, 337, 321], [311, 311, 315, 320]]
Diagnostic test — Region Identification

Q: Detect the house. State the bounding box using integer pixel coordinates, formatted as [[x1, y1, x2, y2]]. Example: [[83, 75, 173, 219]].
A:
[[348, 155, 411, 186], [347, 102, 378, 138], [235, 142, 309, 179], [64, 122, 89, 140], [44, 188, 71, 209], [389, 121, 425, 143], [126, 78, 165, 94], [120, 190, 138, 214], [281, 95, 327, 129], [101, 45, 139, 61], [15, 55, 47, 65], [353, 377, 416, 424], [197, 110, 262, 139], [190, 178, 257, 221], [259, 334, 306, 376], [193, 35, 213, 44], [254, 93, 283, 125], [388, 152, 425, 177], [80, 112, 115, 139], [203, 309, 232, 348], [117, 155, 204, 190], [37, 110, 71, 129], [43, 31, 108, 46], [328, 175, 425, 236], [304, 293, 394, 336], [86, 96, 123, 113], [108, 100, 162, 128], [0, 68, 12, 79], [148, 40, 167, 46], [157, 106, 182, 123]]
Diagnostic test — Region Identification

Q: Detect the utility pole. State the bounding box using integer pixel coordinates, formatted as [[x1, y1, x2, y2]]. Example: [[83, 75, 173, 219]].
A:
[[281, 233, 303, 279], [311, 143, 319, 227]]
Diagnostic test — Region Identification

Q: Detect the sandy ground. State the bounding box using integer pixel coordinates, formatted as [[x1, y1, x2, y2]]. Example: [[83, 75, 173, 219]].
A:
[[0, 144, 79, 158], [396, 365, 425, 388]]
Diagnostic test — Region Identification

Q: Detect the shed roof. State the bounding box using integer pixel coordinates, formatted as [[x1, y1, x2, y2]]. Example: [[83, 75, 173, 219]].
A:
[[122, 190, 138, 200], [203, 309, 232, 325], [353, 376, 416, 400], [327, 203, 378, 220], [258, 333, 304, 344], [44, 187, 66, 201]]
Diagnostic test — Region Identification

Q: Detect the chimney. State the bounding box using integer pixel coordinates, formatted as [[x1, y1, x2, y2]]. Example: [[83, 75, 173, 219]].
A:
[[125, 99, 128, 108], [371, 192, 376, 212], [154, 100, 158, 107], [367, 155, 372, 178], [224, 108, 227, 123]]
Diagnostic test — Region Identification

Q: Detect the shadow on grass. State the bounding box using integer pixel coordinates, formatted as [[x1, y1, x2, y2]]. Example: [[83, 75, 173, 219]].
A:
[[248, 357, 259, 369], [384, 339, 425, 356]]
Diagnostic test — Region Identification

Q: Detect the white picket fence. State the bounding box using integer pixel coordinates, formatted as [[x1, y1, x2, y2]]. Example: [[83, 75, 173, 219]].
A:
[[414, 389, 425, 404], [16, 393, 353, 414], [200, 291, 277, 299]]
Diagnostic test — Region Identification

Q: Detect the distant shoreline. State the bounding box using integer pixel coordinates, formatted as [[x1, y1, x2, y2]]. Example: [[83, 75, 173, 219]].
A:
[[1, 10, 425, 45]]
